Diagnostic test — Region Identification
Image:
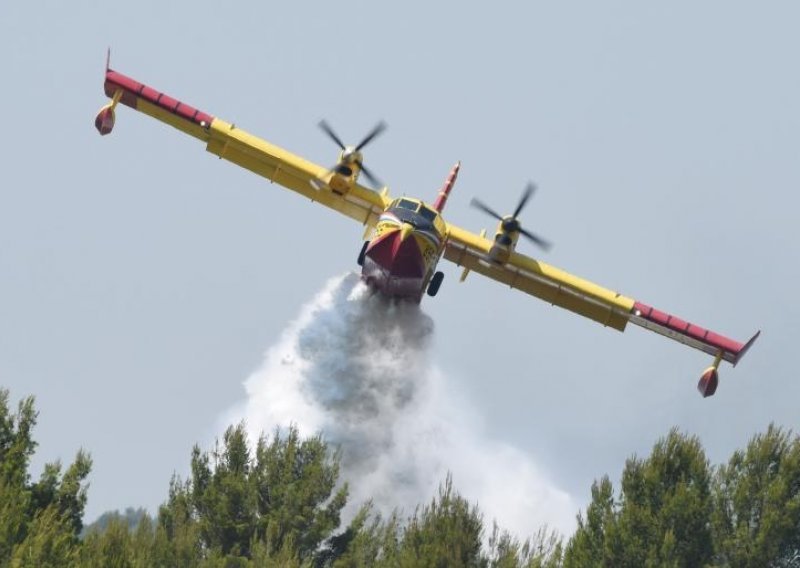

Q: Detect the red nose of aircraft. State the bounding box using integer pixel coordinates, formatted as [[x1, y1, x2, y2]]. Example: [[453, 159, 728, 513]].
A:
[[361, 225, 427, 300], [367, 225, 425, 279]]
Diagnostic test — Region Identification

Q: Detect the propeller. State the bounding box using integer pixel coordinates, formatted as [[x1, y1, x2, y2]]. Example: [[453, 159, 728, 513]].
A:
[[318, 120, 387, 188], [470, 182, 552, 251]]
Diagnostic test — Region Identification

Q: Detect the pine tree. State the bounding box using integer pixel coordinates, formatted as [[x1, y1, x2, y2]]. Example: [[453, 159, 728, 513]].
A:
[[0, 389, 91, 565], [564, 428, 713, 567], [563, 476, 616, 567], [485, 523, 563, 568], [10, 506, 80, 567], [152, 422, 348, 564], [395, 474, 485, 567], [711, 424, 800, 567], [327, 505, 402, 567]]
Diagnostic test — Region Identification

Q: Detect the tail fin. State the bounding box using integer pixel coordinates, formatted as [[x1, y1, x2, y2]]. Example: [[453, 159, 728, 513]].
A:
[[433, 161, 461, 212]]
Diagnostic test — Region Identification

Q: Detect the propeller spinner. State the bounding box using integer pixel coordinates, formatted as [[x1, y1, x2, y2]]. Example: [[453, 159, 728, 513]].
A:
[[470, 183, 552, 252], [318, 120, 386, 188]]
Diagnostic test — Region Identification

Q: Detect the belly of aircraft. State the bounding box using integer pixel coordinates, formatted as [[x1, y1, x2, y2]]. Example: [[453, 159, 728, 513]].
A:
[[361, 229, 431, 301]]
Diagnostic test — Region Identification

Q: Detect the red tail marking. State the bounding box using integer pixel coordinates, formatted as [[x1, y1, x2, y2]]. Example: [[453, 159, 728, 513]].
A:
[[433, 161, 461, 212]]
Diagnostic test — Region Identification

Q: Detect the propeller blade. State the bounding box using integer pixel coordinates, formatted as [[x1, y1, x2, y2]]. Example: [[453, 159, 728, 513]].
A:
[[355, 121, 387, 151], [357, 161, 383, 188], [318, 120, 346, 150], [518, 227, 552, 251], [513, 182, 536, 218], [470, 198, 504, 222]]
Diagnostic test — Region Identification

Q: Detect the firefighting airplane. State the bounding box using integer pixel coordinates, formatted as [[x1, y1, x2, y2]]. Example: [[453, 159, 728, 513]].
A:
[[95, 57, 758, 398]]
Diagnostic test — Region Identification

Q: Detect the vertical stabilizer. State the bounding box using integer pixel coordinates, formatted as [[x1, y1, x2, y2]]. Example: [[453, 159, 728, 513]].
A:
[[433, 161, 461, 212]]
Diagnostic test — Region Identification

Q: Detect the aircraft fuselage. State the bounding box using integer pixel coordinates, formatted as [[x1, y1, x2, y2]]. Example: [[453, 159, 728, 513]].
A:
[[361, 198, 446, 302]]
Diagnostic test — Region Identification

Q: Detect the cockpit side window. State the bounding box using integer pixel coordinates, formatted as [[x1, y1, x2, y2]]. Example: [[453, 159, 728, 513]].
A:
[[419, 206, 438, 221], [396, 199, 419, 212]]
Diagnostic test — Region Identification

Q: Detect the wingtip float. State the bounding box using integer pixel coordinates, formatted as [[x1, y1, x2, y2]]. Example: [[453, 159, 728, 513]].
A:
[[629, 302, 760, 397], [95, 57, 759, 398]]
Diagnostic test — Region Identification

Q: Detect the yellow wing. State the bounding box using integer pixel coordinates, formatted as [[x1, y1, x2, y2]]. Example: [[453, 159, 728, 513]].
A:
[[97, 68, 390, 228], [443, 223, 635, 331]]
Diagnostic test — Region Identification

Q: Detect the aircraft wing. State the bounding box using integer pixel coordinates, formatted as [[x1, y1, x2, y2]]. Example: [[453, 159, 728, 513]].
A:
[[97, 63, 758, 392], [443, 222, 758, 366], [443, 223, 635, 331], [98, 68, 390, 228]]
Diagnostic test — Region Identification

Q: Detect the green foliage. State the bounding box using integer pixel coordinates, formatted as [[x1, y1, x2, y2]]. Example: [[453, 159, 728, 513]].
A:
[[330, 477, 563, 568], [0, 391, 36, 562], [183, 422, 348, 562], [190, 425, 257, 558], [0, 388, 91, 566], [326, 504, 402, 567], [0, 475, 31, 563], [564, 428, 713, 568], [82, 507, 150, 536], [10, 506, 80, 567], [563, 426, 800, 567], [485, 523, 563, 568], [326, 476, 485, 568], [618, 428, 713, 566], [562, 476, 616, 567], [8, 384, 800, 567], [77, 423, 349, 566], [0, 391, 37, 489], [80, 516, 134, 568], [711, 423, 800, 567], [113, 422, 349, 565], [254, 425, 348, 559], [46, 450, 92, 536], [397, 474, 485, 567]]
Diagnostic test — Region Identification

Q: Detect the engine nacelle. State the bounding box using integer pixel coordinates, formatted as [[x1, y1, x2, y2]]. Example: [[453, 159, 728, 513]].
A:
[[697, 366, 719, 398], [485, 232, 514, 264]]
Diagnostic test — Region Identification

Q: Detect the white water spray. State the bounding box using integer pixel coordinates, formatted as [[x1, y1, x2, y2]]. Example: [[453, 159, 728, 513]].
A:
[[223, 273, 576, 537]]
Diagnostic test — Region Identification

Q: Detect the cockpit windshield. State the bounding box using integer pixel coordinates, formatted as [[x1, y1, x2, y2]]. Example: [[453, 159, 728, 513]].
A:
[[395, 198, 419, 212]]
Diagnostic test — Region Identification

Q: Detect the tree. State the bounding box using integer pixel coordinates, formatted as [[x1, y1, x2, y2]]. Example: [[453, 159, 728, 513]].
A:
[[10, 506, 80, 567], [394, 474, 485, 567], [18, 379, 800, 566], [79, 516, 134, 568], [153, 422, 348, 564], [327, 505, 402, 567], [189, 425, 256, 558], [0, 390, 37, 560], [562, 476, 617, 567], [250, 425, 347, 559], [485, 523, 563, 568], [0, 388, 91, 565], [82, 507, 150, 536], [564, 428, 713, 567], [326, 476, 487, 568], [78, 514, 161, 568], [31, 450, 92, 536], [711, 424, 800, 567]]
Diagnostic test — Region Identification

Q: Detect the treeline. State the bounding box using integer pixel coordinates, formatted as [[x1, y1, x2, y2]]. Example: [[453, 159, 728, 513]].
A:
[[2, 387, 799, 567]]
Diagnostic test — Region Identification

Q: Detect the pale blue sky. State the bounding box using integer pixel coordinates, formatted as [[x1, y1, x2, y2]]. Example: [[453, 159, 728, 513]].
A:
[[1, 1, 798, 527]]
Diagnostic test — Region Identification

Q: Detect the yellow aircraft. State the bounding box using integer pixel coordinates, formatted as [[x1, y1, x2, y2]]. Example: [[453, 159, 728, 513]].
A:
[[95, 57, 759, 398]]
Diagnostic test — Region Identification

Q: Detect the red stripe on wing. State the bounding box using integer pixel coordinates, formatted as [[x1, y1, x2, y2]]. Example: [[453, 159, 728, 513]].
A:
[[104, 69, 214, 127], [632, 301, 746, 361]]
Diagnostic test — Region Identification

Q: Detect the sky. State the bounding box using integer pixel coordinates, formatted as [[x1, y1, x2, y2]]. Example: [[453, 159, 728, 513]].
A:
[[1, 0, 799, 535]]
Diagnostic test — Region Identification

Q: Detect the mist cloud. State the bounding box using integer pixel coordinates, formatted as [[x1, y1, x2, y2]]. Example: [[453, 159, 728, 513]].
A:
[[223, 273, 576, 537]]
